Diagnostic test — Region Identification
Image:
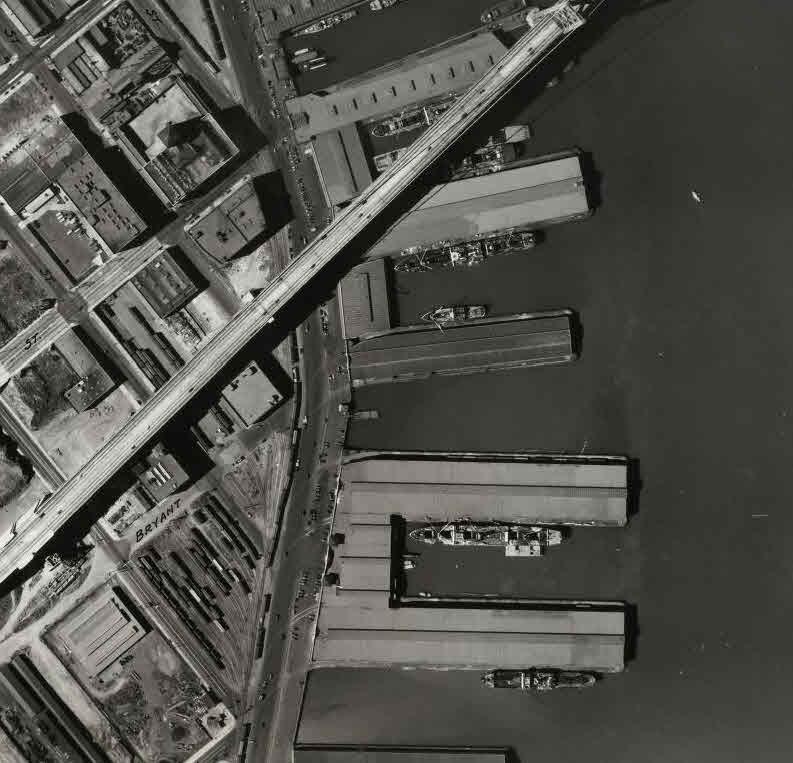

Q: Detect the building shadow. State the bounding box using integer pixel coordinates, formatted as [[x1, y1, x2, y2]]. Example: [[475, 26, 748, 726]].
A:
[[61, 112, 171, 231], [624, 601, 639, 662], [627, 457, 641, 520]]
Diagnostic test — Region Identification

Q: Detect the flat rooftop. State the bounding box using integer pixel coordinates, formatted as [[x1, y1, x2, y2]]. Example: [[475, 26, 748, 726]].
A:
[[366, 153, 590, 258], [349, 312, 575, 386], [126, 82, 201, 158], [342, 452, 629, 527], [313, 125, 373, 206], [339, 258, 392, 339]]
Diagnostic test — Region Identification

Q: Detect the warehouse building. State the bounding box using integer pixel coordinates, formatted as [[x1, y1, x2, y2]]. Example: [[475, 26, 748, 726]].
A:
[[340, 453, 629, 527], [132, 248, 206, 318], [311, 452, 628, 672], [55, 586, 149, 680], [291, 32, 508, 206], [338, 258, 392, 339], [56, 330, 116, 414], [221, 361, 283, 427], [366, 152, 590, 259], [288, 33, 507, 142], [349, 311, 575, 386], [312, 126, 373, 207]]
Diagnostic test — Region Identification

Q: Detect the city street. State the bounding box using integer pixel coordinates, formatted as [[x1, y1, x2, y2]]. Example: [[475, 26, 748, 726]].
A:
[[247, 297, 350, 761]]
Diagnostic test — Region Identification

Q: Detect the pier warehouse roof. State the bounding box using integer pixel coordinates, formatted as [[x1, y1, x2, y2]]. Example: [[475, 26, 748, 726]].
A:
[[287, 33, 507, 141]]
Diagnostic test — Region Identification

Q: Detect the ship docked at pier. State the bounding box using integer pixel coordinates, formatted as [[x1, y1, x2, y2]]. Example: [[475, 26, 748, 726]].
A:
[[393, 228, 537, 272], [421, 305, 487, 325], [409, 521, 563, 557], [370, 98, 455, 138], [294, 10, 357, 36], [482, 669, 598, 691]]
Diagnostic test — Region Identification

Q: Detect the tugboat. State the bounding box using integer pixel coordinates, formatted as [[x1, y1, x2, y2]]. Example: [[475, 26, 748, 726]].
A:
[[393, 228, 537, 273], [421, 305, 487, 325], [370, 99, 454, 138], [452, 141, 519, 179], [409, 521, 563, 557], [374, 148, 408, 172], [294, 10, 357, 36], [482, 669, 597, 691]]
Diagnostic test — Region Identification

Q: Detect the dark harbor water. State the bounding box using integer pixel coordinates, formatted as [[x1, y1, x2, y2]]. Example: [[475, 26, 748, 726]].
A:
[[299, 1, 793, 761]]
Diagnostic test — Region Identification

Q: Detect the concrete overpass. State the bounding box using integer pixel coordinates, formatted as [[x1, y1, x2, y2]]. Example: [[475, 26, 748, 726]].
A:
[[0, 1, 595, 585], [0, 239, 166, 386]]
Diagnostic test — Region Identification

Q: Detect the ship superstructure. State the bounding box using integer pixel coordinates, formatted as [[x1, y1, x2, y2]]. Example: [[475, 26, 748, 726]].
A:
[[393, 228, 537, 272], [409, 521, 563, 557]]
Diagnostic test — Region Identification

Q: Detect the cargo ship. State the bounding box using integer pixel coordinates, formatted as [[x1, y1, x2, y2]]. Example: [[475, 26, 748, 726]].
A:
[[393, 228, 537, 273], [421, 305, 487, 325], [482, 669, 597, 691], [294, 10, 357, 36], [370, 99, 454, 138], [409, 521, 563, 557]]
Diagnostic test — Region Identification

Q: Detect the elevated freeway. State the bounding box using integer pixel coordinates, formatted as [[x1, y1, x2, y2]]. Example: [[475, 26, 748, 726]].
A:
[[0, 239, 165, 386], [0, 1, 595, 586]]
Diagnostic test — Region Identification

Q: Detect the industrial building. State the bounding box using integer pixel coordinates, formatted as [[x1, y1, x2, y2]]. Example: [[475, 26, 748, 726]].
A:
[[341, 453, 630, 529], [56, 330, 116, 414], [294, 746, 510, 763], [136, 450, 190, 505], [366, 151, 591, 258], [338, 258, 392, 339], [349, 311, 576, 386], [52, 586, 149, 680], [185, 177, 270, 263], [311, 452, 628, 672], [312, 126, 373, 207], [116, 79, 237, 206], [221, 361, 283, 427], [288, 32, 507, 141], [2, 116, 146, 273], [132, 248, 206, 318]]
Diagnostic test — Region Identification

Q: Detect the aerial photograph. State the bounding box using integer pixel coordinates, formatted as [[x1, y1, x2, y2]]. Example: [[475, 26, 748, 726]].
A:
[[0, 0, 787, 761]]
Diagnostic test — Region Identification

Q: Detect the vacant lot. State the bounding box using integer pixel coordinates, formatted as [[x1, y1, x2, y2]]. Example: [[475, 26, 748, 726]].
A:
[[0, 245, 52, 345], [3, 350, 79, 430]]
